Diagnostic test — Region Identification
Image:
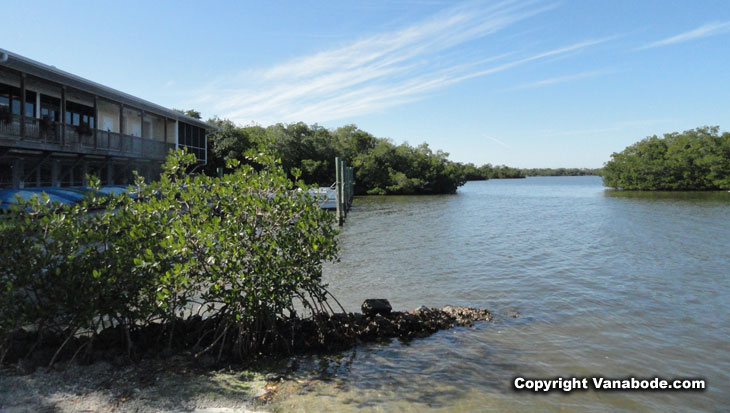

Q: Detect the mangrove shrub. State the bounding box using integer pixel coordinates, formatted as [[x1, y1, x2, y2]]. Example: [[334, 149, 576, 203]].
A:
[[0, 149, 339, 362]]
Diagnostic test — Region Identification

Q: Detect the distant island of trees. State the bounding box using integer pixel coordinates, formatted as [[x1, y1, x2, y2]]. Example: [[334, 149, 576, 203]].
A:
[[522, 167, 601, 177], [460, 165, 601, 180], [602, 126, 730, 190]]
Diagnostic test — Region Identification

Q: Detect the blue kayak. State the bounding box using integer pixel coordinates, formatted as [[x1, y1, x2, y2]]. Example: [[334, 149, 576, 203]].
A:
[[0, 186, 134, 210]]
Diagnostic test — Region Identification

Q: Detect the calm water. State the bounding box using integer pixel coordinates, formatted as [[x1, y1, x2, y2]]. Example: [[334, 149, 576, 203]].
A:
[[272, 176, 730, 412]]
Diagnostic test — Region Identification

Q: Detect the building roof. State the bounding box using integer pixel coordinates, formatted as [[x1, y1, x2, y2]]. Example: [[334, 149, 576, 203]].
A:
[[0, 48, 217, 131]]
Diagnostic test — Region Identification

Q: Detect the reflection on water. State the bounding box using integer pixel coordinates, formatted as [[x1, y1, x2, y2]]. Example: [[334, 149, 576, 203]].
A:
[[272, 176, 730, 412], [604, 188, 730, 202]]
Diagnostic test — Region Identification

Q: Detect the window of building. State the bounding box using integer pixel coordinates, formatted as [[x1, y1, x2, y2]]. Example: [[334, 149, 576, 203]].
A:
[[0, 84, 9, 109], [177, 122, 206, 162], [40, 94, 61, 122], [0, 85, 37, 117], [24, 91, 35, 117], [0, 83, 22, 115], [65, 101, 95, 127]]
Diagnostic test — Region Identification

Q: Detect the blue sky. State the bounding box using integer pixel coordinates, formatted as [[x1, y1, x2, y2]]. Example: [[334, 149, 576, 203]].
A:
[[3, 0, 730, 168]]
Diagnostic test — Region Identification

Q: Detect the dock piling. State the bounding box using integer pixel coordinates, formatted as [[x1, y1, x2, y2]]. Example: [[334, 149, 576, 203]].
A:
[[335, 157, 354, 226]]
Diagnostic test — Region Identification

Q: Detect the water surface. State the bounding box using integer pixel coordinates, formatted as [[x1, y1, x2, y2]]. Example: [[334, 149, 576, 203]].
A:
[[273, 176, 730, 412]]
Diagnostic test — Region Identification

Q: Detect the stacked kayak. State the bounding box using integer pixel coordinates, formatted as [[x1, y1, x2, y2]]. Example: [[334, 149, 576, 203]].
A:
[[0, 186, 133, 210]]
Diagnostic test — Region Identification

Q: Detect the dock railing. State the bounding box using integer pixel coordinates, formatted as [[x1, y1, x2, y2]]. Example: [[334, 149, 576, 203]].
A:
[[334, 157, 354, 226]]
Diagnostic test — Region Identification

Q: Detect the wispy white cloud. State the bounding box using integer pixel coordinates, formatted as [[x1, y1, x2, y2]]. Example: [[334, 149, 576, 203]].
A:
[[512, 69, 613, 90], [536, 119, 674, 138], [484, 135, 512, 149], [636, 21, 730, 50], [189, 1, 612, 125]]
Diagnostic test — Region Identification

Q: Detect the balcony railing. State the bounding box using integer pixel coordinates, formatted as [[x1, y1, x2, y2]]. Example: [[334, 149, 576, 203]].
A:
[[0, 114, 174, 160], [0, 113, 22, 138]]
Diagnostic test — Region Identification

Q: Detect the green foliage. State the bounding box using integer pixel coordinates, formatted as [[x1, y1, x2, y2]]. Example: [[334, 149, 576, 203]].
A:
[[487, 165, 527, 179], [522, 168, 601, 177], [207, 121, 468, 195], [602, 126, 730, 190], [459, 163, 487, 181], [265, 123, 338, 186], [460, 165, 601, 180], [204, 117, 602, 192], [173, 109, 202, 120], [353, 141, 465, 195], [0, 149, 338, 360], [204, 117, 265, 176], [457, 163, 526, 180]]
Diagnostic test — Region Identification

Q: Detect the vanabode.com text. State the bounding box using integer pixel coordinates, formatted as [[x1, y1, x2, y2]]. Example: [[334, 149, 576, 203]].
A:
[[513, 377, 706, 392]]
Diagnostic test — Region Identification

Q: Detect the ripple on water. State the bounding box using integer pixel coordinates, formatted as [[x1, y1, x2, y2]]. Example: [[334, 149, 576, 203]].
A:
[[277, 177, 730, 411]]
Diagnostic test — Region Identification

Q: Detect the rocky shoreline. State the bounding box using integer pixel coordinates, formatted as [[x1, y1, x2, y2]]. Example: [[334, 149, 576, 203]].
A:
[[3, 301, 492, 373], [1, 301, 492, 411]]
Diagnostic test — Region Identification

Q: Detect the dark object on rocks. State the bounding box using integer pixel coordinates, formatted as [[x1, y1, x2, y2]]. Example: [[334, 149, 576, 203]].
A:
[[362, 299, 392, 317]]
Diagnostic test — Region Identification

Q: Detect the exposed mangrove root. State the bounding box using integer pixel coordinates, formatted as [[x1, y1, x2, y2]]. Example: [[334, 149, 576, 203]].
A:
[[1, 304, 492, 372]]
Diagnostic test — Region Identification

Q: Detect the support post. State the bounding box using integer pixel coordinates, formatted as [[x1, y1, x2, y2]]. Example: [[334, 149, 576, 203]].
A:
[[350, 167, 354, 204], [60, 87, 66, 145], [20, 74, 26, 139], [12, 158, 24, 189], [81, 160, 89, 187], [106, 162, 114, 185], [335, 157, 343, 226], [345, 167, 349, 207], [93, 96, 98, 148], [346, 167, 353, 206], [342, 164, 348, 214], [204, 130, 208, 164], [119, 104, 124, 135], [340, 159, 347, 218], [51, 160, 60, 187]]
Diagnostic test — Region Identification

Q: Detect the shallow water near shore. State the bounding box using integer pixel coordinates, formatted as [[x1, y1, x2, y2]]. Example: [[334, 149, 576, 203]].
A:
[[272, 176, 730, 411]]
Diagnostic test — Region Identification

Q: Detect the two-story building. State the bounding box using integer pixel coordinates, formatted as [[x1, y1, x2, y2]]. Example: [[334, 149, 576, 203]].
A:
[[0, 48, 216, 189]]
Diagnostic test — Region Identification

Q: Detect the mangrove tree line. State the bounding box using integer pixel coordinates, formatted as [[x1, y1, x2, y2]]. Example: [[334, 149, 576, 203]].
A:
[[203, 120, 564, 194], [602, 126, 730, 190], [205, 120, 471, 194]]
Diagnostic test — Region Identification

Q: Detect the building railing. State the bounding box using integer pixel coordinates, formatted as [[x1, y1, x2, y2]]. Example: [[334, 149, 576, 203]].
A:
[[0, 113, 22, 138], [0, 114, 174, 160]]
